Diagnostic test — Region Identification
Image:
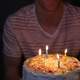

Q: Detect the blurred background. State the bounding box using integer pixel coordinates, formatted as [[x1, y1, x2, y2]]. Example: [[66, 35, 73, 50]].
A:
[[0, 0, 80, 80]]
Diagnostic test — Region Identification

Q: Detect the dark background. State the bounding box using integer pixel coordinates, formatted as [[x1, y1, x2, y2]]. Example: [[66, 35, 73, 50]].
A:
[[0, 0, 80, 80], [0, 0, 34, 79]]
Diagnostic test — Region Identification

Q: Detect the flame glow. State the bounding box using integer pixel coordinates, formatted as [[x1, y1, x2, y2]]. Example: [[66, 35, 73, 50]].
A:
[[65, 48, 67, 56], [57, 54, 59, 59], [38, 48, 42, 56], [46, 45, 48, 51]]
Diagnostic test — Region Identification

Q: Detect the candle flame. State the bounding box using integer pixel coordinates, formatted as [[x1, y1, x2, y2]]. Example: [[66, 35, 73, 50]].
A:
[[45, 45, 48, 58], [65, 48, 67, 54], [65, 48, 67, 56], [57, 54, 59, 59], [38, 48, 42, 56], [46, 45, 48, 50]]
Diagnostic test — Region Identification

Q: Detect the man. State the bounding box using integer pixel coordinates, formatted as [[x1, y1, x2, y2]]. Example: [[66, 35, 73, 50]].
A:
[[3, 0, 80, 80]]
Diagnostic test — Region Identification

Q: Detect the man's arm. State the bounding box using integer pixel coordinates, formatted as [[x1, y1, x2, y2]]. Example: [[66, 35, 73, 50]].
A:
[[3, 17, 22, 80], [4, 55, 21, 80]]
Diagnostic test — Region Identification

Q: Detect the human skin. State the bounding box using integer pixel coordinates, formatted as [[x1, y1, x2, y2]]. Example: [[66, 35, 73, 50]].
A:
[[35, 0, 64, 35], [36, 0, 63, 11], [4, 1, 64, 80]]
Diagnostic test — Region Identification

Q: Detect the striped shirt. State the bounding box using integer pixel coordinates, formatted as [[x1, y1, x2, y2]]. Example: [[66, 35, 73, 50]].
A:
[[3, 2, 80, 58]]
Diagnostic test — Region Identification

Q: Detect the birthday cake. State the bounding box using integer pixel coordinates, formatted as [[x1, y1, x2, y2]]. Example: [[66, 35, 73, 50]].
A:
[[23, 54, 80, 80]]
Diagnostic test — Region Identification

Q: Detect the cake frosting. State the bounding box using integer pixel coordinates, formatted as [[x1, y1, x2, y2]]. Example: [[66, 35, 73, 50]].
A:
[[25, 54, 80, 75], [23, 54, 80, 80]]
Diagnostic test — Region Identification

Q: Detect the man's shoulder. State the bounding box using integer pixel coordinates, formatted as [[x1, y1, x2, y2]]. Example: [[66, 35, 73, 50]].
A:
[[5, 4, 35, 30], [65, 2, 80, 16], [7, 4, 35, 22]]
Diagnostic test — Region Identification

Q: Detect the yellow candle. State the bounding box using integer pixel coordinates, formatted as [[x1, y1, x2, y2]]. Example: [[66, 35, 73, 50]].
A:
[[57, 54, 60, 68]]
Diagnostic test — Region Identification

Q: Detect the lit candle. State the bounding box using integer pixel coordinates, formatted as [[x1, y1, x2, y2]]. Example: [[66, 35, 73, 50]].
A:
[[57, 54, 60, 68], [45, 45, 48, 58], [65, 48, 67, 56], [38, 48, 42, 56]]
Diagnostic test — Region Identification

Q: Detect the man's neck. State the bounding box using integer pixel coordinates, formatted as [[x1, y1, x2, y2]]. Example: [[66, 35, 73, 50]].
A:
[[35, 1, 64, 26], [35, 1, 64, 35]]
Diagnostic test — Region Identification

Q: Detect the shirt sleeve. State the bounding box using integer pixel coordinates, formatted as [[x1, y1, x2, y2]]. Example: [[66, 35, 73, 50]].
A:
[[3, 17, 22, 57]]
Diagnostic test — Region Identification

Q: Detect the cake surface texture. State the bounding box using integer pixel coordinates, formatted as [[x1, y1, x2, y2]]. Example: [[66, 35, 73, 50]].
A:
[[23, 54, 80, 80]]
